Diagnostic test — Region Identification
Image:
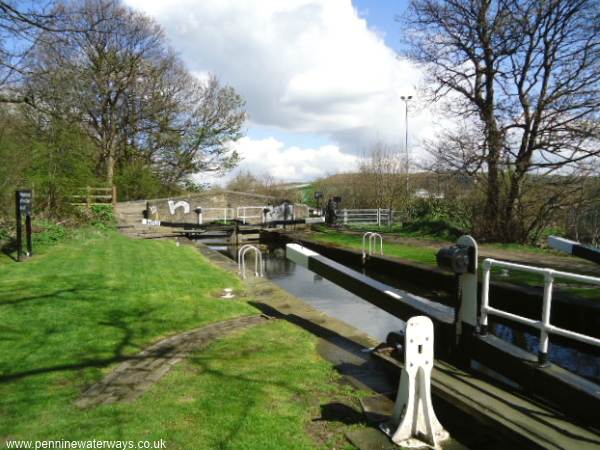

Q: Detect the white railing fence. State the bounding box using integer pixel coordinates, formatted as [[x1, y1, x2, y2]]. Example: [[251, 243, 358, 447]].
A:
[[197, 207, 236, 224], [236, 206, 269, 224], [337, 208, 399, 226], [480, 258, 600, 365]]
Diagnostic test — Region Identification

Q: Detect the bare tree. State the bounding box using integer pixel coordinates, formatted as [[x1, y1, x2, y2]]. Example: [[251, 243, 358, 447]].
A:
[[406, 0, 600, 241], [26, 0, 245, 187], [359, 143, 407, 224]]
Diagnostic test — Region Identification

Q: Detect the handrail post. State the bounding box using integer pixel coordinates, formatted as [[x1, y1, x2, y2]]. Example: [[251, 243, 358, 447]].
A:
[[362, 232, 373, 262], [238, 244, 262, 279], [479, 259, 493, 335], [539, 269, 554, 366]]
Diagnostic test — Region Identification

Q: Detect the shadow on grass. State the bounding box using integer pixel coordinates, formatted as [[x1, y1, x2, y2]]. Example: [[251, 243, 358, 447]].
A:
[[314, 402, 366, 425], [248, 301, 394, 395], [1, 239, 18, 262], [0, 298, 157, 385]]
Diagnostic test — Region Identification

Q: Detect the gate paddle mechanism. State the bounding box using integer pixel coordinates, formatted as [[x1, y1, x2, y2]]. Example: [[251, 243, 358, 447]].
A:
[[380, 316, 449, 448]]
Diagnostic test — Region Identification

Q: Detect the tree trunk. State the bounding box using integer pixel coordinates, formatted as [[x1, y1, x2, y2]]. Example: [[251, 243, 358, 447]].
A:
[[483, 115, 503, 240], [105, 138, 116, 186]]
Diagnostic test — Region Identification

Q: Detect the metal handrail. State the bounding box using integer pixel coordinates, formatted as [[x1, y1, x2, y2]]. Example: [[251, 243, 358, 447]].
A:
[[480, 258, 600, 365], [199, 207, 235, 223], [236, 206, 268, 224], [369, 232, 383, 256], [362, 232, 384, 262], [238, 244, 263, 279]]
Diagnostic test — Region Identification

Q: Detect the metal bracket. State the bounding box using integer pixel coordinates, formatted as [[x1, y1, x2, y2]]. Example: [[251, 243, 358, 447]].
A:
[[380, 316, 449, 448]]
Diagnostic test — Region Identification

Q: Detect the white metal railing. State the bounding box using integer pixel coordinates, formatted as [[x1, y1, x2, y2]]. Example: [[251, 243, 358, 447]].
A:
[[198, 207, 235, 224], [480, 258, 600, 364], [337, 208, 396, 226], [362, 232, 384, 262], [238, 244, 263, 279], [236, 206, 268, 224]]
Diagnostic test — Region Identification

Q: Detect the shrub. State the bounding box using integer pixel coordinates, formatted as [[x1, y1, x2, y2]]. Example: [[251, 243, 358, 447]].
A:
[[32, 220, 69, 247]]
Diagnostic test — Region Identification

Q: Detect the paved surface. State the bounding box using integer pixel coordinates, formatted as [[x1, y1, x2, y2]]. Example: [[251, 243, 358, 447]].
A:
[[76, 315, 269, 408], [115, 201, 181, 239]]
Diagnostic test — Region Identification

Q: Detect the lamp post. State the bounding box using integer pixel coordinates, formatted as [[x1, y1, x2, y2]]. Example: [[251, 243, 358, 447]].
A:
[[400, 95, 413, 196]]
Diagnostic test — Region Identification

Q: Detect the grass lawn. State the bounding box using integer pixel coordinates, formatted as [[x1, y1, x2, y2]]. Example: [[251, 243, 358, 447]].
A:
[[309, 228, 438, 265], [0, 229, 361, 449]]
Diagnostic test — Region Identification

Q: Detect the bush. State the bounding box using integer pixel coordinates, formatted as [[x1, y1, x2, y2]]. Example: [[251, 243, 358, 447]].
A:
[[115, 162, 172, 201], [408, 197, 472, 232], [90, 204, 115, 225], [32, 220, 69, 247]]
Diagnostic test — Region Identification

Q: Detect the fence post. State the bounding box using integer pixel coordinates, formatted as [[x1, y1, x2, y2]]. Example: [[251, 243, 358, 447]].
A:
[[479, 260, 492, 335], [86, 186, 91, 209], [112, 185, 117, 207], [377, 208, 381, 226], [344, 210, 348, 225], [539, 270, 554, 366]]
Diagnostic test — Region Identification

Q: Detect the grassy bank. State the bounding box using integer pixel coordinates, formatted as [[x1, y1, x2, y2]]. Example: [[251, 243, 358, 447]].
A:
[[310, 227, 438, 265], [0, 230, 361, 449]]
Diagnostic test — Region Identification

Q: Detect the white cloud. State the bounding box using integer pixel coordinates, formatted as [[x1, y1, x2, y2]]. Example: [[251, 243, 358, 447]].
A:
[[125, 0, 437, 157], [198, 136, 360, 184]]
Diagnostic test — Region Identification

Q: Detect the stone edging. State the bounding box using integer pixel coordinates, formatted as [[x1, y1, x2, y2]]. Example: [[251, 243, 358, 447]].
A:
[[76, 315, 270, 408]]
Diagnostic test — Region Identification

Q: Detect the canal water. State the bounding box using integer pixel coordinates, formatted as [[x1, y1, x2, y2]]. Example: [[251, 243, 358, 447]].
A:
[[206, 240, 600, 384]]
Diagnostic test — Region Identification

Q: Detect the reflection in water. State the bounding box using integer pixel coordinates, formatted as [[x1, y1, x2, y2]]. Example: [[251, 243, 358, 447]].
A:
[[212, 241, 600, 384], [492, 323, 600, 382], [221, 243, 405, 342]]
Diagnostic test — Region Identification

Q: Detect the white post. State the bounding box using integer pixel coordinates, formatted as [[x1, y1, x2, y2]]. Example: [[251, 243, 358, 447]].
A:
[[362, 232, 373, 262], [480, 259, 492, 334], [344, 210, 348, 225], [457, 235, 479, 334], [380, 316, 448, 448], [539, 270, 554, 365], [377, 208, 381, 226]]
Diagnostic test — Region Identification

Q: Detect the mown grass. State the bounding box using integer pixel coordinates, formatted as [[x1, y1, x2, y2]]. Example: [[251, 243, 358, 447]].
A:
[[0, 230, 359, 449], [309, 227, 438, 265]]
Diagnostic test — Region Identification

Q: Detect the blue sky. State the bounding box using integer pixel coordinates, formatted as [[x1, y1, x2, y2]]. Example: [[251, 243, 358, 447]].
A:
[[125, 0, 429, 183], [352, 0, 410, 52]]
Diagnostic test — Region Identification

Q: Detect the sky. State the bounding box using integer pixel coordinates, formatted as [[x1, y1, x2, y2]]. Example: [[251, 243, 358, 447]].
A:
[[124, 0, 434, 184]]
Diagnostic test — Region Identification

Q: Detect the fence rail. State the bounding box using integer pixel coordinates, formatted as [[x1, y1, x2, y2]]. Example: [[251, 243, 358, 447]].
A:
[[197, 208, 236, 224], [480, 258, 600, 364], [70, 186, 117, 207], [236, 206, 268, 224], [336, 208, 398, 226]]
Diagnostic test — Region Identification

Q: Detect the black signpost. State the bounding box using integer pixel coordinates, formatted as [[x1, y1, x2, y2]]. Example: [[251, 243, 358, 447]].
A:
[[314, 191, 323, 214], [15, 190, 33, 261]]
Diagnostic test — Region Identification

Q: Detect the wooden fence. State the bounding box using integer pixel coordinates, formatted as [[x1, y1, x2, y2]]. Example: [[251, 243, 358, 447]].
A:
[[70, 186, 117, 208]]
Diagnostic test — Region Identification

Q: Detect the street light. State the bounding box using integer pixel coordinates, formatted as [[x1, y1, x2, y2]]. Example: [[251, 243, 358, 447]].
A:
[[400, 95, 413, 195]]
